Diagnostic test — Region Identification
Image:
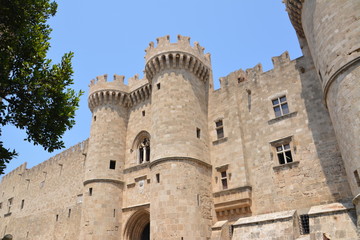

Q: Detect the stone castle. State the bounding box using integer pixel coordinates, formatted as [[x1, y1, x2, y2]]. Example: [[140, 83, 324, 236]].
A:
[[1, 1, 359, 239]]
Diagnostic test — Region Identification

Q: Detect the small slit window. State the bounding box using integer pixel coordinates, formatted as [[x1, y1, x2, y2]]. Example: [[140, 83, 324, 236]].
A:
[[156, 173, 160, 183], [196, 128, 201, 138], [56, 214, 59, 221], [109, 160, 116, 170], [89, 188, 93, 196], [220, 171, 228, 190], [215, 120, 224, 139], [157, 83, 161, 90], [142, 110, 145, 116], [68, 209, 71, 218], [21, 199, 24, 209], [354, 170, 360, 187]]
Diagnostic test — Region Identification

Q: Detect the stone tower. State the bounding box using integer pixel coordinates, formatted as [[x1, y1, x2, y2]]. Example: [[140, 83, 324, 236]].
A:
[[144, 35, 213, 239], [79, 74, 129, 239], [285, 0, 360, 229]]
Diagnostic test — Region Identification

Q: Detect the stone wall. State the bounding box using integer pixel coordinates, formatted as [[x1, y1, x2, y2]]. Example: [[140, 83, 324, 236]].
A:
[[0, 141, 87, 239]]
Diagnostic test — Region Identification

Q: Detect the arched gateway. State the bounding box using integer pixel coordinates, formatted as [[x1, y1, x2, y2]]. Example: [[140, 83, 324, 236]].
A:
[[124, 210, 150, 240]]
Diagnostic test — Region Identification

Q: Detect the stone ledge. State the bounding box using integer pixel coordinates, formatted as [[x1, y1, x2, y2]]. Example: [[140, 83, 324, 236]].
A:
[[213, 186, 252, 198], [83, 178, 124, 186], [212, 137, 228, 145], [149, 156, 212, 169], [273, 161, 299, 171], [233, 210, 296, 227], [123, 162, 150, 174], [268, 111, 298, 125], [122, 202, 150, 212], [308, 202, 354, 216]]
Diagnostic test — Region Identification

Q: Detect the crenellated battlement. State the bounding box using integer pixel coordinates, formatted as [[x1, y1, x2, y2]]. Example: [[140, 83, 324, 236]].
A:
[[144, 35, 211, 82], [88, 74, 151, 111]]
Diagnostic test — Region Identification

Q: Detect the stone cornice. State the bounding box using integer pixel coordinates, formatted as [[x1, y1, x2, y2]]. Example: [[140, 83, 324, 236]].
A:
[[88, 83, 152, 112], [284, 0, 305, 38], [145, 51, 211, 82]]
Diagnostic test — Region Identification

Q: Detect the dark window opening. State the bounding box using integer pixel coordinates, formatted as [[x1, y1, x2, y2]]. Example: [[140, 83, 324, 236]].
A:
[[56, 214, 59, 221], [354, 170, 360, 187], [93, 115, 96, 121], [196, 128, 201, 138], [156, 173, 160, 183], [21, 199, 24, 209], [109, 160, 116, 170], [272, 96, 289, 117], [89, 188, 93, 196], [157, 83, 161, 90], [142, 110, 145, 116], [139, 138, 150, 164], [215, 120, 224, 139], [113, 209, 116, 217], [299, 214, 310, 234], [276, 143, 293, 164], [68, 209, 71, 218], [221, 171, 228, 190]]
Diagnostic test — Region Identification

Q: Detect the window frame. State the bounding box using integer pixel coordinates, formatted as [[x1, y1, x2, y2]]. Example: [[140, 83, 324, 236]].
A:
[[272, 95, 289, 118], [215, 119, 224, 140], [270, 136, 295, 166]]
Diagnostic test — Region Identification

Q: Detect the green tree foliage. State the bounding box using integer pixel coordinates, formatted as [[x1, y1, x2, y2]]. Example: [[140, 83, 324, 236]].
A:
[[0, 0, 82, 174]]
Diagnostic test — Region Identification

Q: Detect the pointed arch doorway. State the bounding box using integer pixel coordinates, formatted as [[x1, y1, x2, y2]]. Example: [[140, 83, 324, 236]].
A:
[[124, 209, 150, 240]]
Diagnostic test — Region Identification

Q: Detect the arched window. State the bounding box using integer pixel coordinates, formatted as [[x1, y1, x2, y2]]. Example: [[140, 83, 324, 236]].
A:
[[132, 131, 151, 165], [138, 138, 150, 164]]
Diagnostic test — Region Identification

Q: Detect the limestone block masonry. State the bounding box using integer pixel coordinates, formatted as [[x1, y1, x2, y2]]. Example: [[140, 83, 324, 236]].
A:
[[1, 2, 360, 239]]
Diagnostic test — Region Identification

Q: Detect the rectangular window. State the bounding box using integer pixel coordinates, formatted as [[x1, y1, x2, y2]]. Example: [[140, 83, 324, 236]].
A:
[[156, 173, 160, 183], [8, 198, 13, 213], [354, 170, 360, 187], [299, 214, 310, 234], [276, 143, 293, 164], [0, 202, 2, 209], [56, 214, 59, 221], [215, 120, 224, 139], [68, 209, 71, 218], [21, 199, 25, 209], [196, 128, 201, 138], [89, 188, 93, 196], [272, 95, 289, 117], [109, 160, 116, 170], [157, 83, 161, 90], [221, 171, 228, 190]]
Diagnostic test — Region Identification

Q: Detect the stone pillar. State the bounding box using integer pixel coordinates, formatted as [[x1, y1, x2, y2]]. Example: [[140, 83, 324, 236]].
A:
[[144, 35, 213, 239]]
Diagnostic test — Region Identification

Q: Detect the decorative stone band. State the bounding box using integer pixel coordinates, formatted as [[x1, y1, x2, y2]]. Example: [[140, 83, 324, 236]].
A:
[[284, 0, 305, 38], [88, 83, 151, 111], [323, 56, 360, 106], [149, 156, 212, 169], [145, 51, 211, 82], [83, 178, 124, 186]]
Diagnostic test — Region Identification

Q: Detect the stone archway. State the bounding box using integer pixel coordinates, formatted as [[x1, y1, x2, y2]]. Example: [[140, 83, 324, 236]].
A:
[[124, 209, 150, 240]]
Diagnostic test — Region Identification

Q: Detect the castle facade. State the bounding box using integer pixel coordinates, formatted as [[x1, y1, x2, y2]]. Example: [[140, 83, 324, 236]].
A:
[[1, 1, 360, 239]]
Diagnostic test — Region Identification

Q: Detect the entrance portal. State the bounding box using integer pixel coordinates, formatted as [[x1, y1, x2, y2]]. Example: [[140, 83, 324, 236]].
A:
[[124, 209, 150, 240], [140, 223, 150, 240]]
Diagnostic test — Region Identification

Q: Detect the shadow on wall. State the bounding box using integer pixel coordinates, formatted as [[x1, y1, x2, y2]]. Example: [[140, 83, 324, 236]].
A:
[[296, 56, 356, 227]]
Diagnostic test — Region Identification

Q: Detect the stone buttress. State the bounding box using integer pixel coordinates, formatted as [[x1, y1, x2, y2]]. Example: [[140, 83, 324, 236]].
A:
[[79, 74, 129, 240], [144, 35, 213, 239]]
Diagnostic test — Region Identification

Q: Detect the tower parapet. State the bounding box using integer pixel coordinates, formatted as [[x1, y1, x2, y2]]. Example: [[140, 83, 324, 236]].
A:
[[144, 35, 211, 82], [88, 74, 151, 110]]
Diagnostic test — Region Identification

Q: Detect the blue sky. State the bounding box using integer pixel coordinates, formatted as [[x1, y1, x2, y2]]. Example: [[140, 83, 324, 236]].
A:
[[1, 1, 302, 176]]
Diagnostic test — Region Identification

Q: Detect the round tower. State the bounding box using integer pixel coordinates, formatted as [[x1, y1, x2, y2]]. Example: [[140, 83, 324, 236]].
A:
[[286, 0, 360, 228], [144, 35, 213, 239], [79, 74, 129, 240]]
